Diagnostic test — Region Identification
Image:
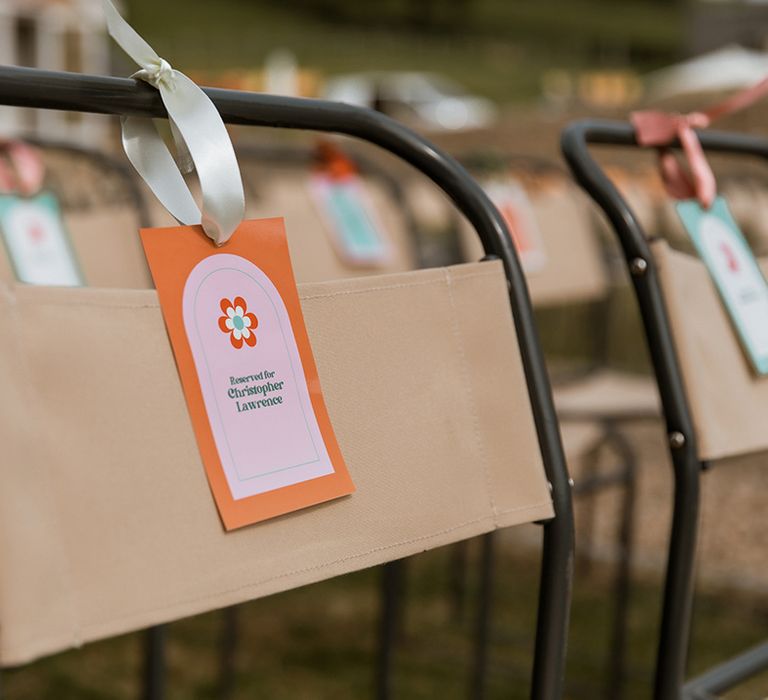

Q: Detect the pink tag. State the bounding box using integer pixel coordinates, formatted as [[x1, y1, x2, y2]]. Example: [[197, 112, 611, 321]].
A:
[[183, 253, 334, 500]]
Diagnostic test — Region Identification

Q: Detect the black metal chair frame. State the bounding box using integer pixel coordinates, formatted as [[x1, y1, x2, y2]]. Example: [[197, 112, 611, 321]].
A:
[[562, 118, 768, 700], [0, 64, 574, 700], [441, 149, 651, 700]]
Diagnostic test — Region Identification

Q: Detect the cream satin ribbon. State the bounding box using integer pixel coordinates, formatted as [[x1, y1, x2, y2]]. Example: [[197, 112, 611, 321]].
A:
[[102, 0, 244, 245]]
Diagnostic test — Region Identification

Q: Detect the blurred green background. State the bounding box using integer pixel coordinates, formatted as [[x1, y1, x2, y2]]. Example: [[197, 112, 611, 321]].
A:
[[128, 0, 683, 103]]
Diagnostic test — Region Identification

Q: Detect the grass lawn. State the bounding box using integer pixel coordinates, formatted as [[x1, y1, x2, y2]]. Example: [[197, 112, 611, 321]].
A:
[[4, 538, 766, 698]]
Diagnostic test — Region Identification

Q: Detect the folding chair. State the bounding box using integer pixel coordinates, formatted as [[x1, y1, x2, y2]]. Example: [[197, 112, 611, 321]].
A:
[[0, 135, 165, 700], [562, 118, 768, 700], [0, 65, 574, 700], [456, 153, 660, 699]]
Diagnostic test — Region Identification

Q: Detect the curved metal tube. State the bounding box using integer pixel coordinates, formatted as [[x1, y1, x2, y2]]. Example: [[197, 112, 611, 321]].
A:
[[0, 65, 574, 700]]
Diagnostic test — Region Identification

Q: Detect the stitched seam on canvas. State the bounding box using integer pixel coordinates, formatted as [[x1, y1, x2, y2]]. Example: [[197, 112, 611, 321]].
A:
[[36, 501, 552, 636], [14, 299, 160, 310], [299, 270, 500, 301], [7, 501, 554, 651], [8, 270, 502, 309], [2, 292, 83, 650], [6, 500, 553, 650], [443, 267, 497, 521]]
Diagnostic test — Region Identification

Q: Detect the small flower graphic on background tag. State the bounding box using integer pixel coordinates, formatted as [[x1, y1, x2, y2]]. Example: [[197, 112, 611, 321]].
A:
[[719, 241, 740, 273], [218, 296, 258, 349]]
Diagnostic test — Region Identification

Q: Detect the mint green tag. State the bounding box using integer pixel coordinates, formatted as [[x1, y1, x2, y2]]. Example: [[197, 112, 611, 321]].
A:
[[677, 196, 768, 375], [310, 175, 390, 265], [0, 191, 83, 286]]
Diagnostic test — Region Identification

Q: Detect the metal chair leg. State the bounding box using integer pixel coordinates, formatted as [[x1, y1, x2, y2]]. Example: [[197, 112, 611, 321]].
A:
[[683, 640, 768, 699], [575, 444, 601, 577], [141, 625, 166, 700], [470, 531, 496, 700], [654, 447, 701, 700], [376, 559, 404, 700], [567, 422, 639, 700], [449, 540, 469, 624], [531, 512, 575, 700], [218, 606, 240, 700], [603, 427, 638, 700]]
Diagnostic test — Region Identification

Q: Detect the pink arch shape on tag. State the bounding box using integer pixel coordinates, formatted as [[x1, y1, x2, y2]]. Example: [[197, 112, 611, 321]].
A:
[[183, 253, 333, 500]]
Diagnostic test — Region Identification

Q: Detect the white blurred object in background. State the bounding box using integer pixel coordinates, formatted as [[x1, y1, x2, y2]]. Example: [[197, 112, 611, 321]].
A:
[[264, 49, 299, 97], [645, 44, 768, 102], [323, 71, 497, 132]]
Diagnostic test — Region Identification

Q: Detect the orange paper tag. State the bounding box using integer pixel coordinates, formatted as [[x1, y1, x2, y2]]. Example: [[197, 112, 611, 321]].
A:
[[141, 218, 354, 530]]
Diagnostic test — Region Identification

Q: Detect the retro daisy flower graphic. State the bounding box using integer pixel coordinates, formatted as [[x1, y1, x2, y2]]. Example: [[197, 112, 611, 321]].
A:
[[218, 296, 258, 349]]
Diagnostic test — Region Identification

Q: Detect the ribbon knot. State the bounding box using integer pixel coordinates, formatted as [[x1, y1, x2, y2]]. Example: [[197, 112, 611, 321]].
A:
[[631, 74, 768, 210], [631, 109, 716, 209], [135, 57, 176, 91], [102, 0, 244, 245]]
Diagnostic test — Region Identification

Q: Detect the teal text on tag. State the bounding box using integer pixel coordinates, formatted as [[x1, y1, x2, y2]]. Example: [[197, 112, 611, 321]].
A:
[[677, 196, 768, 375]]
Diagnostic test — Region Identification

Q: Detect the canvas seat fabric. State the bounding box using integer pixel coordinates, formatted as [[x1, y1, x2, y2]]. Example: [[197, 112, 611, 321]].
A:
[[651, 239, 768, 461], [0, 198, 552, 664]]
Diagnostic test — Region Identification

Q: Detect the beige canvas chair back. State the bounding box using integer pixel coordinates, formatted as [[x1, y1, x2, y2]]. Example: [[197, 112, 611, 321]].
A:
[[459, 173, 609, 307], [0, 145, 153, 290], [405, 177, 456, 235], [651, 238, 768, 461], [640, 166, 768, 462], [0, 166, 552, 664]]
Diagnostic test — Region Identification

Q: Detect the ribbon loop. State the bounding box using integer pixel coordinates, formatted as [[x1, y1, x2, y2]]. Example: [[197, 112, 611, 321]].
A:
[[102, 0, 244, 244], [631, 110, 716, 209], [632, 75, 768, 210]]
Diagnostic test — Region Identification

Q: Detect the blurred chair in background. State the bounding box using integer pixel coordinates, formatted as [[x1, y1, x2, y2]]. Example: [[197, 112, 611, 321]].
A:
[[455, 153, 660, 700], [563, 119, 768, 700]]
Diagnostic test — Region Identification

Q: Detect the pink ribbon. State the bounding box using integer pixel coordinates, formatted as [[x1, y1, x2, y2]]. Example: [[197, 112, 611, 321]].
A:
[[631, 76, 768, 209], [0, 140, 45, 196]]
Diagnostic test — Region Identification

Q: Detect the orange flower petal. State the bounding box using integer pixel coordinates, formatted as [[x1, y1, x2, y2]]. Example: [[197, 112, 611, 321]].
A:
[[245, 313, 258, 329], [244, 332, 257, 347], [218, 316, 230, 333], [230, 334, 243, 349], [220, 298, 233, 314], [233, 296, 246, 312]]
